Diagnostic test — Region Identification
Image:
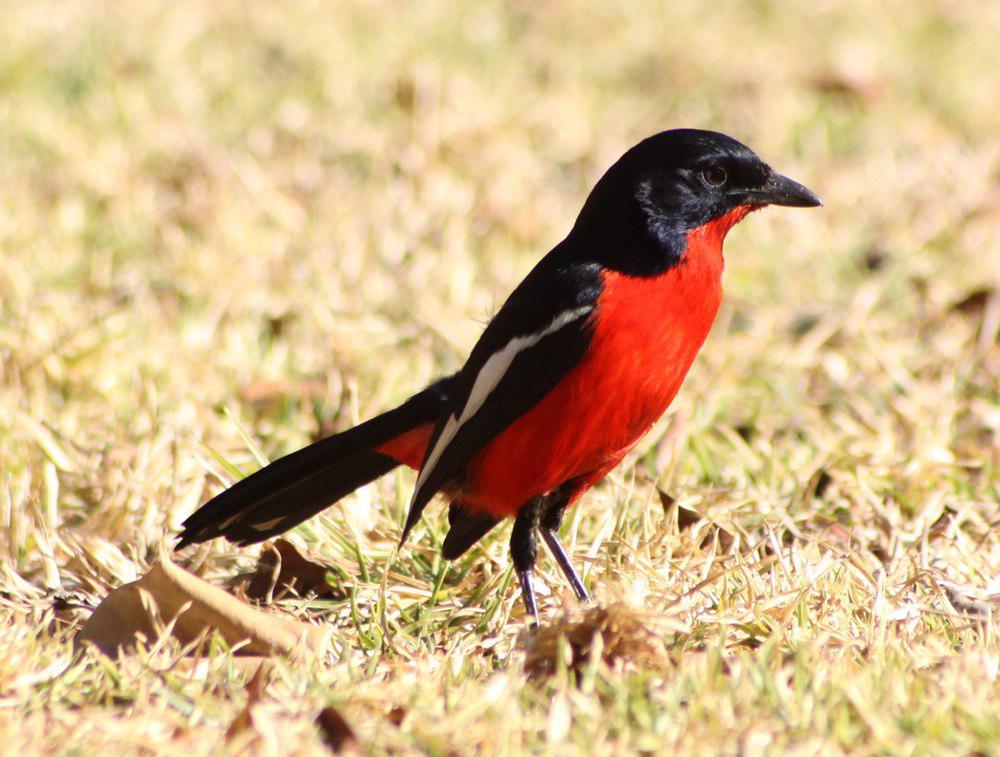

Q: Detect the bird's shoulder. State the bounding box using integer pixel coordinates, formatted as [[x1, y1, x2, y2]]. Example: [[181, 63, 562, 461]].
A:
[[464, 247, 605, 371]]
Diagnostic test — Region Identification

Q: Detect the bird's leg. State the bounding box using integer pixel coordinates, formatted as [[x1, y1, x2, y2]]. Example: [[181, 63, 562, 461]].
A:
[[539, 529, 589, 602], [540, 497, 589, 602], [510, 497, 544, 626]]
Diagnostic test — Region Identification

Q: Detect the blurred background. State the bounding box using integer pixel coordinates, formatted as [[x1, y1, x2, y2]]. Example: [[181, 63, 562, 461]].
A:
[[0, 1, 997, 752], [2, 0, 996, 532]]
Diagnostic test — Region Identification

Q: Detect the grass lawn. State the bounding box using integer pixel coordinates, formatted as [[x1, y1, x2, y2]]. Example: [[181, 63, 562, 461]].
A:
[[1, 1, 997, 753]]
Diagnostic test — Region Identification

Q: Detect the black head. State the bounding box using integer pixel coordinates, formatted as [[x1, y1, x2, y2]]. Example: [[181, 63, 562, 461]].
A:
[[570, 129, 820, 275]]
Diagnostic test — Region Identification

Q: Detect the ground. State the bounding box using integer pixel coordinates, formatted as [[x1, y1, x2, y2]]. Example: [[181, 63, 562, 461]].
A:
[[0, 1, 998, 754]]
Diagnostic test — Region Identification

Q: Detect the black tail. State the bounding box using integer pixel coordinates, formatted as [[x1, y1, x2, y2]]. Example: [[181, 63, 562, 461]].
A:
[[176, 376, 453, 548]]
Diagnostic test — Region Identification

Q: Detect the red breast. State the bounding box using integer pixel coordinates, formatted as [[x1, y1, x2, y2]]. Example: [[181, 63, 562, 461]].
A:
[[462, 210, 745, 517]]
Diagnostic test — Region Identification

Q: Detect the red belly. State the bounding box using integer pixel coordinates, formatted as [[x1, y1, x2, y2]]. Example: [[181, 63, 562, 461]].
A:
[[379, 208, 745, 519], [464, 225, 727, 517]]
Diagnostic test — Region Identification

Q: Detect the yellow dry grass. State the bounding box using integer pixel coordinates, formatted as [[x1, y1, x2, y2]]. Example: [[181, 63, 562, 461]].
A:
[[1, 0, 998, 753]]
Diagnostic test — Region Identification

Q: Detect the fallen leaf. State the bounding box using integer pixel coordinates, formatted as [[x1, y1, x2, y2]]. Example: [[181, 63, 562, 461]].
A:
[[242, 539, 344, 603], [76, 552, 329, 660], [316, 705, 359, 753]]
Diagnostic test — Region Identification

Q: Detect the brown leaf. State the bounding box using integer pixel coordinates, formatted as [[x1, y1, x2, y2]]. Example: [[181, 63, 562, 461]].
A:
[[76, 552, 329, 660], [243, 539, 343, 603], [316, 705, 359, 753]]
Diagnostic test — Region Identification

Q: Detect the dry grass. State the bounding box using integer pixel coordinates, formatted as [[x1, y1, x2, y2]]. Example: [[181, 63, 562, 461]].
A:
[[1, 0, 998, 753]]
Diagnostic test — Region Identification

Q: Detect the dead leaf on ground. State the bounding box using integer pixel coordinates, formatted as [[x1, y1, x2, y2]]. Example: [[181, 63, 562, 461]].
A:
[[316, 705, 360, 753], [239, 539, 344, 603], [524, 604, 673, 678], [76, 552, 329, 660]]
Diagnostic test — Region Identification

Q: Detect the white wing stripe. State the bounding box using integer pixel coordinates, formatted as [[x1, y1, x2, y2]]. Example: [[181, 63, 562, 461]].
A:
[[413, 305, 593, 496]]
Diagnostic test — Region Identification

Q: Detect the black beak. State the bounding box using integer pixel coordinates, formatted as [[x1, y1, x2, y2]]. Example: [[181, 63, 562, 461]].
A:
[[746, 171, 822, 208]]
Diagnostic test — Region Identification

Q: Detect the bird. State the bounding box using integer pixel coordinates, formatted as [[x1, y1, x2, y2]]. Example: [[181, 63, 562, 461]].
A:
[[177, 128, 820, 622]]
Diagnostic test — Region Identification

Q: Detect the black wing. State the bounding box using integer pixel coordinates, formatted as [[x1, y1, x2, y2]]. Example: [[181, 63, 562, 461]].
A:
[[401, 253, 604, 541]]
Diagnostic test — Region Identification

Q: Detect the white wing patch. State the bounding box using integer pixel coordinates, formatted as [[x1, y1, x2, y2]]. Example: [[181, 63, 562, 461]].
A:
[[411, 305, 593, 500]]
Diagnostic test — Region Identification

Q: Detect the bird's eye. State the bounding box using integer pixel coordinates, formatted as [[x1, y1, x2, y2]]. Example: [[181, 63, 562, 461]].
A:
[[700, 167, 728, 188]]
